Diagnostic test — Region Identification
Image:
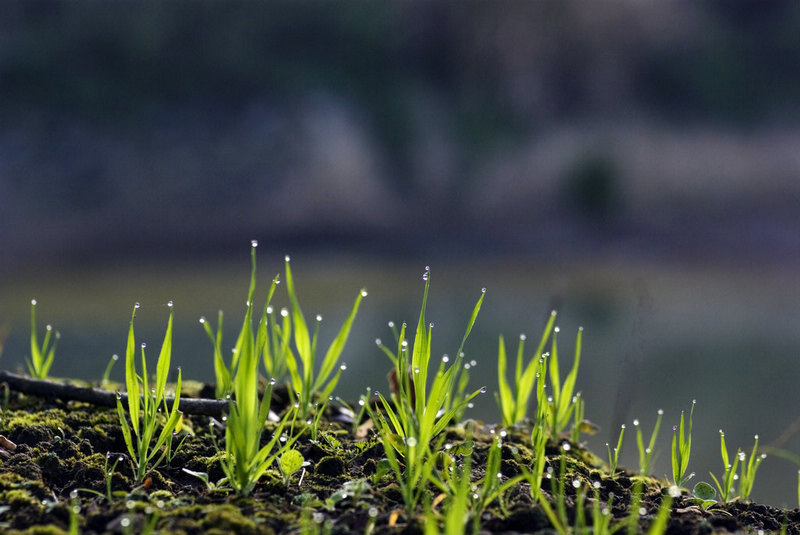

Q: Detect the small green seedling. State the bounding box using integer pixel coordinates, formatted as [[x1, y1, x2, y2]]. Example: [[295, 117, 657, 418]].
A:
[[671, 400, 695, 488], [279, 449, 308, 486], [182, 468, 228, 493], [607, 424, 625, 475], [219, 245, 300, 495], [634, 409, 663, 475], [690, 481, 717, 510], [738, 435, 766, 501], [709, 430, 738, 502], [28, 299, 60, 379], [115, 302, 184, 484], [284, 255, 366, 420], [495, 311, 556, 428]]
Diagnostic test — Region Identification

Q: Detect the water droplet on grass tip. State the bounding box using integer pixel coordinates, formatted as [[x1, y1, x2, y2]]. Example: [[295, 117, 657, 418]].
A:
[[340, 364, 347, 371], [406, 437, 418, 447], [470, 360, 477, 366], [429, 322, 434, 328], [368, 507, 378, 518], [401, 340, 408, 348], [281, 308, 289, 317], [312, 512, 325, 524], [562, 442, 571, 451], [554, 326, 560, 333], [361, 290, 368, 297], [46, 324, 52, 331], [167, 300, 174, 307], [280, 434, 287, 443], [388, 321, 394, 328], [121, 518, 131, 528], [358, 399, 365, 406], [658, 409, 663, 415], [141, 343, 146, 349], [442, 355, 449, 363], [467, 403, 474, 408], [112, 354, 119, 361], [266, 306, 273, 314], [520, 334, 527, 340], [593, 481, 601, 489], [199, 317, 206, 324], [134, 302, 140, 309], [31, 298, 37, 305], [315, 314, 322, 322], [480, 387, 487, 393], [638, 507, 647, 516], [754, 434, 759, 440], [251, 240, 258, 248], [70, 489, 79, 499], [270, 378, 277, 385], [633, 419, 639, 426], [285, 255, 291, 262], [572, 479, 580, 489]]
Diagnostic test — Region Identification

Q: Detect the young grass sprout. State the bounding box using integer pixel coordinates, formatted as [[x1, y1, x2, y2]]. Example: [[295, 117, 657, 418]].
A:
[[28, 299, 60, 379], [671, 400, 695, 488], [284, 255, 366, 420], [634, 409, 663, 475], [115, 302, 184, 484]]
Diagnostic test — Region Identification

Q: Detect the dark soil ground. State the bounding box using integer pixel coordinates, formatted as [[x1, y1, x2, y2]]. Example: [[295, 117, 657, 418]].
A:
[[1, 383, 799, 535]]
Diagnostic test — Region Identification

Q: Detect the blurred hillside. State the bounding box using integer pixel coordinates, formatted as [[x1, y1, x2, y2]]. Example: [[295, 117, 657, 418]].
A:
[[2, 2, 800, 271]]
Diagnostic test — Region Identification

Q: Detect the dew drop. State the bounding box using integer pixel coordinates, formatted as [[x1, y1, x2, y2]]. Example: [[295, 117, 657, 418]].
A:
[[112, 354, 119, 361], [126, 500, 135, 510], [134, 302, 140, 309], [141, 342, 147, 349], [401, 340, 408, 348], [70, 489, 79, 499], [481, 287, 486, 293], [520, 334, 527, 341], [72, 505, 80, 514], [497, 472, 504, 479], [429, 322, 434, 328], [316, 314, 322, 322], [464, 363, 471, 370], [572, 479, 581, 489], [470, 360, 477, 366], [270, 378, 277, 385], [388, 321, 395, 328], [593, 480, 601, 489], [406, 437, 418, 447], [480, 387, 487, 394], [280, 434, 287, 443], [167, 300, 174, 308], [31, 298, 37, 305], [633, 419, 639, 426], [658, 409, 664, 415], [467, 402, 474, 409], [368, 507, 378, 518], [638, 507, 647, 516], [116, 392, 122, 400], [285, 255, 291, 262], [358, 399, 365, 407], [121, 518, 131, 528], [251, 239, 258, 248], [414, 367, 420, 374], [312, 512, 325, 524], [281, 308, 289, 317], [754, 434, 759, 440], [361, 290, 368, 297], [199, 317, 206, 324], [340, 364, 347, 371], [306, 419, 312, 425], [579, 326, 584, 332], [375, 338, 382, 345], [442, 355, 449, 363], [46, 324, 52, 331], [561, 442, 571, 451], [266, 306, 273, 314], [554, 326, 560, 333]]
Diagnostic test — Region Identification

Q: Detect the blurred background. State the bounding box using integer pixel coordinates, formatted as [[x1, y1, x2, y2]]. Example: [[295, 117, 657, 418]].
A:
[[2, 1, 800, 506]]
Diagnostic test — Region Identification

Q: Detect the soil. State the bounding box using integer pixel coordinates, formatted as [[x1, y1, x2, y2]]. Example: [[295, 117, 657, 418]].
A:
[[1, 384, 798, 535]]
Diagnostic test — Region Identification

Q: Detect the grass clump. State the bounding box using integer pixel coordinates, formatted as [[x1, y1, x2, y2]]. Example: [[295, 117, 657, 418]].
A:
[[115, 302, 184, 484], [27, 299, 59, 380]]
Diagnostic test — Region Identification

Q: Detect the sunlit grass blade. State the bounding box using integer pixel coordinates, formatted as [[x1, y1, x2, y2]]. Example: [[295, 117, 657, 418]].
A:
[[125, 305, 140, 438], [314, 288, 366, 393]]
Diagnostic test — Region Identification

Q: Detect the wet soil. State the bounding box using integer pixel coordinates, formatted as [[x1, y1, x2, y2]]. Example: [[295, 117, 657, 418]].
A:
[[1, 386, 799, 535]]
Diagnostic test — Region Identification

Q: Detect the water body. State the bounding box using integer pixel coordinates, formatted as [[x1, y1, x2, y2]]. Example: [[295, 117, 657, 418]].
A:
[[2, 253, 799, 507]]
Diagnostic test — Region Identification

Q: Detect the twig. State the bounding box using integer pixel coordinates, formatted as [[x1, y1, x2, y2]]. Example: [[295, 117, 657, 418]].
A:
[[0, 370, 228, 417]]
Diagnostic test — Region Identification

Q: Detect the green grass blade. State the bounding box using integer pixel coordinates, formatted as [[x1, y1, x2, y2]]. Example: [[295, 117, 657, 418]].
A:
[[155, 304, 174, 403], [285, 257, 312, 373], [496, 335, 514, 427], [125, 305, 140, 438]]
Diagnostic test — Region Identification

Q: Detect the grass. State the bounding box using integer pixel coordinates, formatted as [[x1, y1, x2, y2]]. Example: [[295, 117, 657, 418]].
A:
[[27, 299, 59, 379], [115, 302, 184, 484], [3, 243, 789, 533]]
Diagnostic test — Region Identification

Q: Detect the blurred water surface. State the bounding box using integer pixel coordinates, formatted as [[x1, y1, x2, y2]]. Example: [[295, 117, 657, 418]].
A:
[[2, 253, 800, 506]]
